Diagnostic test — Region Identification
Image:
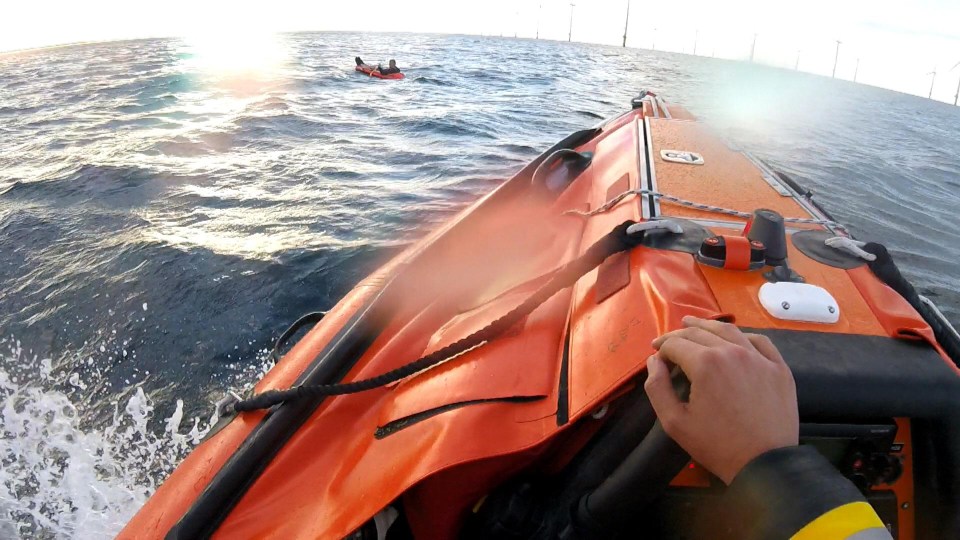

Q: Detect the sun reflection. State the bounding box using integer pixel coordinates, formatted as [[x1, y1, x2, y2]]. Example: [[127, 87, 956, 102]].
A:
[[177, 30, 292, 97], [181, 31, 289, 75]]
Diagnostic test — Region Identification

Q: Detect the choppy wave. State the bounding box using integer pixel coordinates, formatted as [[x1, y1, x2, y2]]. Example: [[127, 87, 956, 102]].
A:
[[411, 76, 457, 87], [1, 32, 959, 538]]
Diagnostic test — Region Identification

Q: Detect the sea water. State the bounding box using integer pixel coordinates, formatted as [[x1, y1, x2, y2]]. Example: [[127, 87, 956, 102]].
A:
[[1, 32, 958, 537]]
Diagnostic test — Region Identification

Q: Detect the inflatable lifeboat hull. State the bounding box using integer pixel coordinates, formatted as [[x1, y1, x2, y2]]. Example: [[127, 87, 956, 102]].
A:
[[122, 93, 960, 540]]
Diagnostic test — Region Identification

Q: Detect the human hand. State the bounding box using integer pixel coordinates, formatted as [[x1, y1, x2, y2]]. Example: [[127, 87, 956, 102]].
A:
[[645, 316, 799, 484]]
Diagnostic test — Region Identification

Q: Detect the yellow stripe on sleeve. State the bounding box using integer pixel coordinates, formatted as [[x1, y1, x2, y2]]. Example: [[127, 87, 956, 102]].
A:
[[791, 501, 888, 540]]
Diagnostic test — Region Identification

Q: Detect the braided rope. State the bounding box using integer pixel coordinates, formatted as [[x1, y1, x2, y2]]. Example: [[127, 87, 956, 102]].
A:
[[231, 221, 643, 413], [565, 189, 847, 233], [232, 188, 845, 413]]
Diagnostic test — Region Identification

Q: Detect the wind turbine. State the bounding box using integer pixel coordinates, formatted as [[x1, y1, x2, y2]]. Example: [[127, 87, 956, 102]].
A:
[[536, 3, 541, 40], [568, 3, 575, 42], [952, 61, 960, 106], [622, 0, 630, 48], [927, 68, 937, 99], [832, 40, 841, 78]]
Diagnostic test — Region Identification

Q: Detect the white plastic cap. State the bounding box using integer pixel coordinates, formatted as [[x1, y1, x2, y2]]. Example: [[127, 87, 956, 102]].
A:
[[758, 282, 840, 324]]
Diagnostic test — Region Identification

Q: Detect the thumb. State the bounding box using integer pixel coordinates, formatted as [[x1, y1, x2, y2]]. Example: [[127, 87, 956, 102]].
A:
[[644, 355, 685, 432]]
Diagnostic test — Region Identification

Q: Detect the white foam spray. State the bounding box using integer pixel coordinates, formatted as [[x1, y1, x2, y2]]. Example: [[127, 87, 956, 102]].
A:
[[0, 336, 274, 539]]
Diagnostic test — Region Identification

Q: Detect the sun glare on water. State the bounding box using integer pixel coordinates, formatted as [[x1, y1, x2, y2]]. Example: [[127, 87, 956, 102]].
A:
[[182, 30, 290, 74], [178, 29, 293, 96]]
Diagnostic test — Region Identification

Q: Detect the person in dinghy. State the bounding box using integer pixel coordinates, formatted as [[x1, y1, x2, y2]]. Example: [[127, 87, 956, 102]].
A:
[[355, 56, 402, 76]]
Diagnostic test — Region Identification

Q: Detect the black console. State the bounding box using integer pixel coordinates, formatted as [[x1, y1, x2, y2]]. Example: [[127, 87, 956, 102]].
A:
[[650, 419, 908, 540], [801, 421, 904, 489]]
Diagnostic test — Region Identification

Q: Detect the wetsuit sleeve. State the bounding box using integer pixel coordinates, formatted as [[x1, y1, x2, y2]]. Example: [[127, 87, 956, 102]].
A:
[[722, 445, 893, 540]]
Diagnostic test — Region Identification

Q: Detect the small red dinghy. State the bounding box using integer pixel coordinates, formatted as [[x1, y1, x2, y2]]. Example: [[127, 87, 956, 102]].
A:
[[356, 64, 405, 80]]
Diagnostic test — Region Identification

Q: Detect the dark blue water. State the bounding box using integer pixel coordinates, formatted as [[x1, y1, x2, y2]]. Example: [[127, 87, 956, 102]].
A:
[[1, 32, 958, 538]]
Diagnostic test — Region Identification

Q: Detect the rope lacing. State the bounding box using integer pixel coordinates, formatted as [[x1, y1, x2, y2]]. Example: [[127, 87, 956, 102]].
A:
[[565, 188, 848, 233]]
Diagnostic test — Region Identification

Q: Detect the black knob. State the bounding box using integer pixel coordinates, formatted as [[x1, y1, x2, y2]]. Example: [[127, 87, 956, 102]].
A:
[[746, 209, 788, 266], [871, 453, 904, 485]]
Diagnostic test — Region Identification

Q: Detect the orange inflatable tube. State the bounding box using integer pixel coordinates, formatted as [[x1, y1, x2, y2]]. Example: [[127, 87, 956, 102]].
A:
[[121, 93, 960, 540]]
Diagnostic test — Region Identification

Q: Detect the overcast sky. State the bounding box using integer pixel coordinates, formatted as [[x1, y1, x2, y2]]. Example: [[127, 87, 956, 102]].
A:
[[3, 0, 959, 102]]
